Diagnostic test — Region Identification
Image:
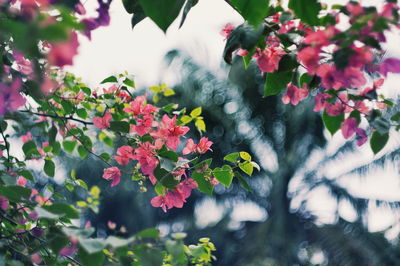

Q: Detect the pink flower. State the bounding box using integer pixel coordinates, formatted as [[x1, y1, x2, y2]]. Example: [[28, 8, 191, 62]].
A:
[[253, 47, 286, 73], [31, 253, 42, 264], [182, 137, 213, 155], [131, 114, 154, 136], [313, 93, 330, 112], [17, 176, 27, 187], [103, 84, 119, 94], [341, 117, 358, 139], [133, 142, 159, 176], [355, 128, 368, 146], [177, 178, 198, 199], [316, 64, 343, 90], [47, 32, 79, 67], [220, 23, 235, 39], [59, 243, 77, 256], [237, 49, 249, 56], [123, 95, 158, 116], [346, 2, 364, 17], [13, 52, 33, 77], [349, 46, 373, 68], [282, 83, 309, 106], [93, 113, 112, 129], [0, 78, 26, 114], [380, 58, 400, 77], [102, 167, 121, 187], [41, 75, 58, 95], [297, 47, 321, 74], [303, 29, 332, 47], [0, 196, 8, 210], [151, 195, 169, 212], [21, 132, 32, 143], [159, 115, 189, 150], [114, 145, 133, 165]]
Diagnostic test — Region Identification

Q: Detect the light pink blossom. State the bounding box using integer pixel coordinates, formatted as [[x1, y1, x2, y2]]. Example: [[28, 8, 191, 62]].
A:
[[93, 113, 112, 129], [282, 83, 309, 106], [102, 167, 121, 187]]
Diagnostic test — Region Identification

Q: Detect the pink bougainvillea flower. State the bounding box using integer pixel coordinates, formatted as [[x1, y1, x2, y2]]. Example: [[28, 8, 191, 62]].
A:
[[282, 83, 309, 106], [380, 58, 400, 77], [253, 47, 286, 73], [103, 84, 119, 94], [316, 64, 343, 90], [47, 32, 79, 67], [346, 2, 364, 17], [297, 46, 321, 74], [237, 49, 249, 57], [74, 2, 86, 15], [132, 142, 159, 176], [17, 176, 27, 187], [0, 196, 8, 210], [102, 167, 121, 187], [340, 67, 367, 88], [107, 221, 116, 230], [93, 112, 112, 129], [40, 75, 58, 95], [114, 145, 134, 165], [183, 137, 213, 155], [220, 23, 235, 39], [159, 115, 189, 150], [165, 190, 185, 208], [151, 195, 169, 212], [31, 253, 42, 265], [131, 114, 154, 136], [355, 128, 368, 146], [177, 178, 198, 199], [341, 117, 358, 139], [313, 93, 330, 112], [59, 243, 77, 256], [349, 46, 373, 68], [0, 78, 26, 115], [13, 52, 33, 77], [21, 132, 32, 143]]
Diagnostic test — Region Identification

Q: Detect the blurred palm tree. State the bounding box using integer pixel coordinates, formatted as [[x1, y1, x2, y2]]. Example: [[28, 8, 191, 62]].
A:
[[156, 49, 400, 266]]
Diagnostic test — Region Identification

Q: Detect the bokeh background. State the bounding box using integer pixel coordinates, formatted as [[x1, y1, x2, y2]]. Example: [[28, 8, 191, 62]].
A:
[[63, 0, 400, 265]]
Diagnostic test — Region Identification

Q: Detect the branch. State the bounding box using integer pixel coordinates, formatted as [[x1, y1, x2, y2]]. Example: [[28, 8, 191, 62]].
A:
[[0, 125, 10, 170], [19, 110, 93, 126]]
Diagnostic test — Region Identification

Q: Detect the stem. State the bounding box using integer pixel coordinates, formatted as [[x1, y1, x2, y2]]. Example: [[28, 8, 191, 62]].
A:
[[0, 124, 10, 170], [19, 110, 93, 126]]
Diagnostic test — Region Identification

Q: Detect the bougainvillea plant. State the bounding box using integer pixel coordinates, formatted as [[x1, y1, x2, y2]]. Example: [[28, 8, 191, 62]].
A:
[[0, 0, 258, 264], [2, 0, 400, 265], [123, 0, 400, 155]]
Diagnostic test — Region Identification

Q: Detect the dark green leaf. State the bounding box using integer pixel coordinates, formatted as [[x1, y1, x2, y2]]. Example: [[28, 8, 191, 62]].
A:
[[234, 171, 251, 191], [288, 0, 321, 26], [100, 76, 118, 84], [154, 165, 178, 188], [78, 145, 88, 159], [230, 0, 270, 26], [179, 0, 199, 28], [138, 0, 185, 32], [264, 70, 293, 97], [370, 132, 389, 154], [123, 78, 135, 88], [322, 111, 344, 136], [78, 246, 105, 266], [135, 228, 160, 238], [0, 185, 31, 202], [44, 159, 55, 177], [109, 121, 130, 133], [192, 172, 213, 196]]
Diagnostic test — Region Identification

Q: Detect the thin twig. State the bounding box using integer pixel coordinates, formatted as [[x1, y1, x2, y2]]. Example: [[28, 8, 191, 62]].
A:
[[19, 110, 93, 126]]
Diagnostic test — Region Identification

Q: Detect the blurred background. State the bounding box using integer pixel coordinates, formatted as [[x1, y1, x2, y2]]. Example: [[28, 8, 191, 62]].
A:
[[64, 0, 400, 265]]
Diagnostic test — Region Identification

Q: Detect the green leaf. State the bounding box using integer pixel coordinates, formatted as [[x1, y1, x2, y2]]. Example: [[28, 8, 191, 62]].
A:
[[370, 132, 389, 154], [154, 165, 178, 189], [195, 119, 206, 132], [264, 70, 293, 97], [159, 157, 176, 172], [299, 73, 313, 87], [192, 172, 213, 196], [19, 169, 34, 181], [78, 247, 105, 266], [100, 76, 118, 84], [22, 141, 39, 157], [230, 0, 270, 26], [34, 206, 61, 219], [0, 185, 31, 202], [239, 161, 254, 176], [123, 77, 135, 88], [77, 108, 88, 119], [109, 121, 130, 133], [224, 152, 239, 163], [190, 107, 202, 118], [133, 245, 164, 266], [100, 152, 111, 162], [322, 111, 344, 136], [43, 202, 80, 219], [288, 0, 321, 26], [234, 171, 251, 191], [137, 0, 185, 32], [158, 146, 179, 162], [63, 140, 77, 154], [179, 0, 199, 28], [213, 165, 233, 187], [44, 159, 55, 177], [135, 228, 160, 238], [78, 145, 88, 159], [60, 100, 74, 115], [239, 151, 251, 161]]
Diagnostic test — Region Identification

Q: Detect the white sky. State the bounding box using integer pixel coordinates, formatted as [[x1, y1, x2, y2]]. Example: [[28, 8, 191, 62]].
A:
[[70, 0, 400, 234]]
